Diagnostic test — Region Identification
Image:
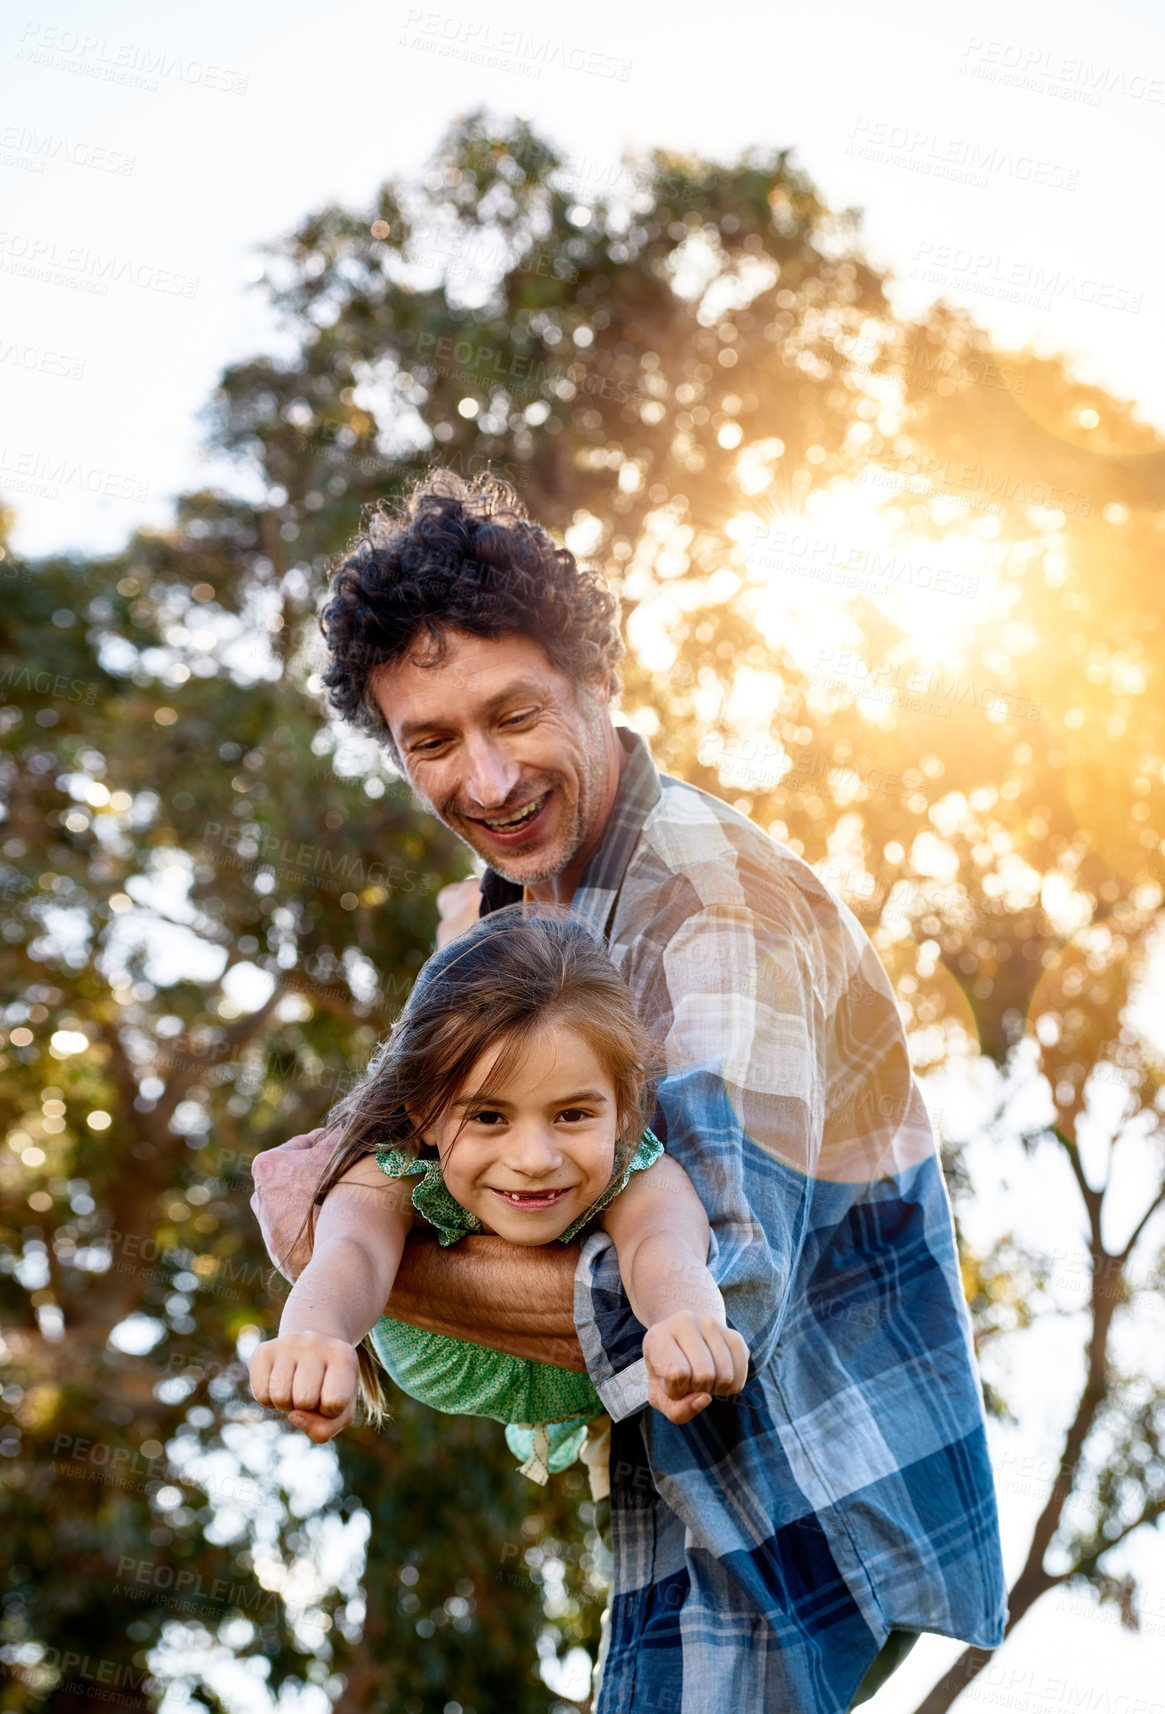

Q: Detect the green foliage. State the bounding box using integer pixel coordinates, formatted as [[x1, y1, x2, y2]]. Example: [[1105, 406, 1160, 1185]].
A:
[[0, 486, 592, 1710]]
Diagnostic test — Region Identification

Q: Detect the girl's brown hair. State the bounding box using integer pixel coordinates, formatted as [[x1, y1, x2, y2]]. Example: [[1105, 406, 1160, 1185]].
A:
[[290, 908, 658, 1426]]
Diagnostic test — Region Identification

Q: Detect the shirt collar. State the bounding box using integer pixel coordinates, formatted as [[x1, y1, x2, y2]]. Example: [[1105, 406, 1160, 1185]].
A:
[[479, 726, 660, 938]]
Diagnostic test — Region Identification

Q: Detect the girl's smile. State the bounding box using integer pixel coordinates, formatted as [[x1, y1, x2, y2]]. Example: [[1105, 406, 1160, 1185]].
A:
[[490, 1186, 571, 1207]]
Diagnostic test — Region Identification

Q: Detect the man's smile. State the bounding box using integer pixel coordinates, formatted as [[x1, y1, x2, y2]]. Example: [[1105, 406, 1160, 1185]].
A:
[[465, 790, 552, 839]]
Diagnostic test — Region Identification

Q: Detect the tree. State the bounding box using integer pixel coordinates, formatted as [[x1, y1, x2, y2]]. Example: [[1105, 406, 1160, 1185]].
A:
[[0, 439, 598, 1709], [3, 107, 1163, 1711]]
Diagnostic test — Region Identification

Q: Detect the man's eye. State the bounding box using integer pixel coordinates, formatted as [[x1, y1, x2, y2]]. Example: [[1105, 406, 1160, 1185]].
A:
[[500, 708, 538, 728], [410, 738, 446, 755]]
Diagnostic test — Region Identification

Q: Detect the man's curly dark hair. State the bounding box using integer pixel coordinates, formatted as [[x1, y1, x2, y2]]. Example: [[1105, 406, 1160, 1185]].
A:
[[318, 467, 624, 761]]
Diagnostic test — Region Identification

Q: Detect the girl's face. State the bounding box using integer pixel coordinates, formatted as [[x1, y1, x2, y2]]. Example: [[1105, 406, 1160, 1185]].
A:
[[425, 1019, 621, 1245]]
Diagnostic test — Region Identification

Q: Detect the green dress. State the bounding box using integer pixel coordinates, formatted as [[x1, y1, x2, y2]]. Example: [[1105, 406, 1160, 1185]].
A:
[[367, 1129, 663, 1483]]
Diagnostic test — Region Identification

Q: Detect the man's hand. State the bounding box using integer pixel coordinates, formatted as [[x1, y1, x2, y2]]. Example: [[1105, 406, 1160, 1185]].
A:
[[642, 1312, 750, 1425], [436, 876, 483, 948], [249, 1125, 342, 1282], [249, 1330, 359, 1444]]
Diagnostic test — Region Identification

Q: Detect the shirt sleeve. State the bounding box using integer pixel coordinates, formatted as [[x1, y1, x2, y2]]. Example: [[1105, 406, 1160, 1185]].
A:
[[574, 903, 828, 1418]]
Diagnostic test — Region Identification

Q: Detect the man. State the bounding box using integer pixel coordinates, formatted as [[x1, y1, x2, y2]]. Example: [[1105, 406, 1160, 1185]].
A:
[[251, 468, 1007, 1713]]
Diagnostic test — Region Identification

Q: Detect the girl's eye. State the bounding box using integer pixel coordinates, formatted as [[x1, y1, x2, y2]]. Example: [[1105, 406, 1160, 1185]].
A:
[[558, 1108, 593, 1125], [469, 1109, 505, 1126]]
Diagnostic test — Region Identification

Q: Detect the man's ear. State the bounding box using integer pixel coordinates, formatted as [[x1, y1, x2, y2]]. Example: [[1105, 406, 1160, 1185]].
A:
[[586, 670, 612, 709]]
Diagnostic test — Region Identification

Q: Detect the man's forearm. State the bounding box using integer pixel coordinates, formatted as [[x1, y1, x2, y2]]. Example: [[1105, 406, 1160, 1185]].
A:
[[387, 1229, 587, 1371]]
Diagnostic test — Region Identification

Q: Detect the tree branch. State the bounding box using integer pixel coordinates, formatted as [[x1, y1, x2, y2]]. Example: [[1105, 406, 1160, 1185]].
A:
[[1051, 1126, 1104, 1255], [924, 1122, 1129, 1714], [1118, 1178, 1165, 1264], [906, 1568, 1075, 1714], [70, 990, 285, 1337], [153, 983, 286, 1131], [283, 966, 381, 1029], [120, 898, 234, 950], [1071, 1491, 1165, 1575]]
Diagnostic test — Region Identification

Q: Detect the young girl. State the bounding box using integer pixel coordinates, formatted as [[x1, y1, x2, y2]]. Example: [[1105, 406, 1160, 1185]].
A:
[[248, 909, 749, 1488]]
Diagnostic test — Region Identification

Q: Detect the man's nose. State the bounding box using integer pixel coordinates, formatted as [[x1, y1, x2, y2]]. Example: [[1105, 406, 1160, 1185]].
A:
[[462, 735, 520, 810], [503, 1125, 563, 1177]]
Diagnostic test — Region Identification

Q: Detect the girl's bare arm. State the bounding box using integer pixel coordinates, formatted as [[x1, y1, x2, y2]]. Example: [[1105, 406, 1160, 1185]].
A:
[[600, 1153, 750, 1425], [249, 1157, 415, 1441], [278, 1155, 416, 1343]]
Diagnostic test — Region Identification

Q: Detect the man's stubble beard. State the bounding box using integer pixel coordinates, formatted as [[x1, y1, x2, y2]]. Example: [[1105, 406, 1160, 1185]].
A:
[[416, 693, 610, 885], [481, 780, 584, 885]]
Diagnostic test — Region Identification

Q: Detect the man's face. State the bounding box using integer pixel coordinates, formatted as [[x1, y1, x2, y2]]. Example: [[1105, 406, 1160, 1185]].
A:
[[371, 629, 612, 886]]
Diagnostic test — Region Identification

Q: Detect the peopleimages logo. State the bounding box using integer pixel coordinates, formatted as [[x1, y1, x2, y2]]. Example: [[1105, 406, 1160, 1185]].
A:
[[849, 443, 1093, 519], [813, 649, 1043, 721], [398, 9, 632, 80], [6, 1646, 161, 1700], [0, 447, 149, 501], [959, 34, 1165, 108], [841, 331, 1028, 396], [847, 117, 1079, 191], [0, 336, 86, 380], [0, 124, 136, 175], [0, 230, 198, 297], [748, 525, 981, 600], [200, 820, 421, 893], [16, 22, 249, 94], [0, 663, 98, 702], [910, 241, 1142, 316]]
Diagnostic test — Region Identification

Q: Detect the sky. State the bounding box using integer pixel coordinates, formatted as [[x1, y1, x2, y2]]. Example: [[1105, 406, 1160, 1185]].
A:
[[2, 0, 1164, 559], [4, 2, 1164, 1708]]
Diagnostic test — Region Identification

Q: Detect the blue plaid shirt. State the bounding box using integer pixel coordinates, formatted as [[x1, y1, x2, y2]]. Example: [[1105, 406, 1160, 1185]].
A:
[[482, 729, 1007, 1714]]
